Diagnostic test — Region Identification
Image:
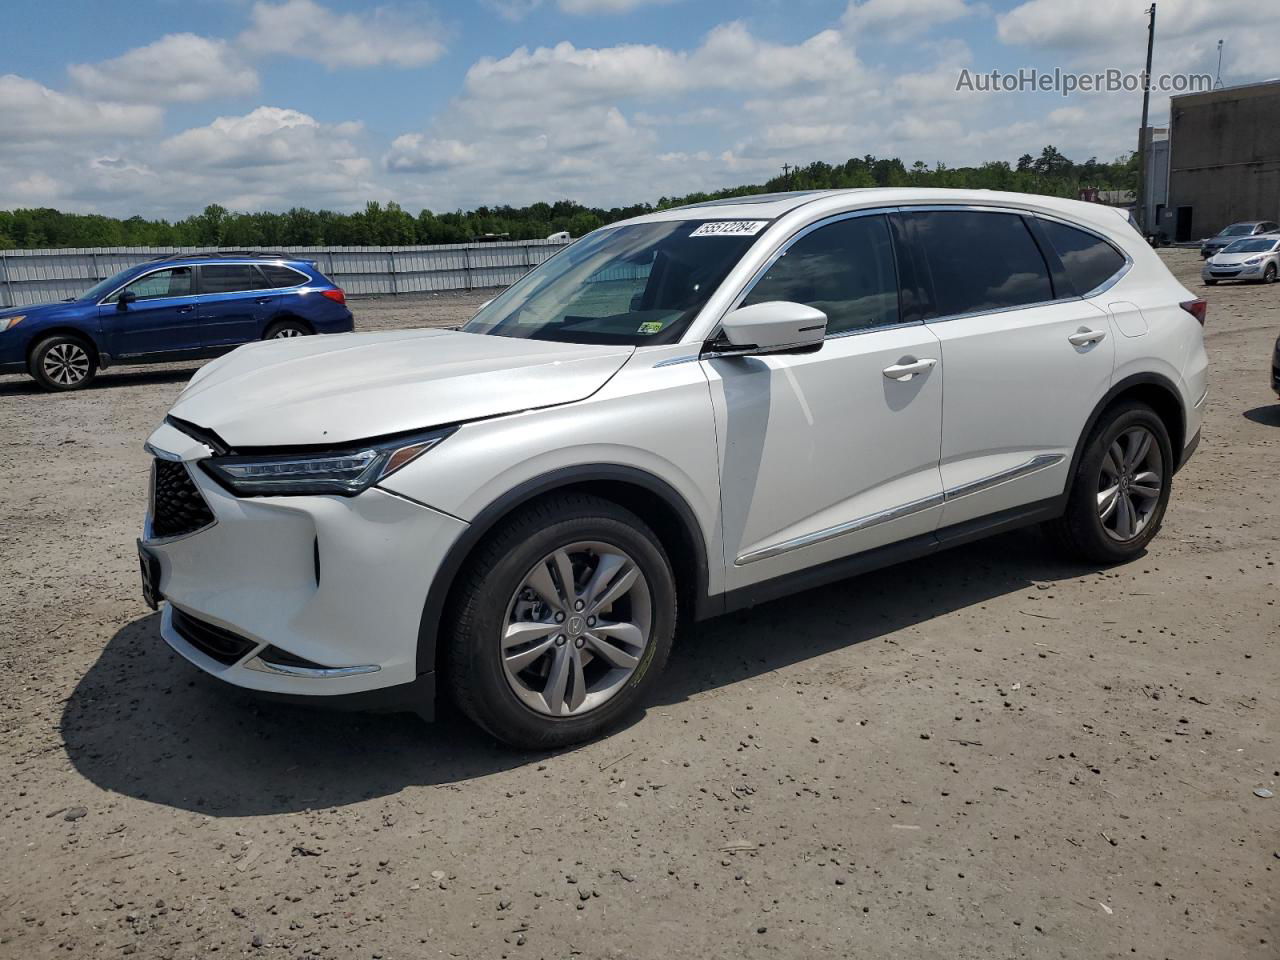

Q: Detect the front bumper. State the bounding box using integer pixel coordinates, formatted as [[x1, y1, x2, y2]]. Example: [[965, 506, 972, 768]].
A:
[[141, 426, 468, 704], [1202, 263, 1261, 282]]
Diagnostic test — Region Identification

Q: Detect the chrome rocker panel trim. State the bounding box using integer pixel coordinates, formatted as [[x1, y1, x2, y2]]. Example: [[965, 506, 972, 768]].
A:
[[735, 454, 1065, 565]]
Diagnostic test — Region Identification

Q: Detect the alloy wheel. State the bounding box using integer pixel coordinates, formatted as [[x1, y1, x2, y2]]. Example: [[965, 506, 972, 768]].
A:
[[42, 342, 91, 386], [501, 541, 651, 717], [271, 327, 305, 339], [1097, 425, 1163, 542]]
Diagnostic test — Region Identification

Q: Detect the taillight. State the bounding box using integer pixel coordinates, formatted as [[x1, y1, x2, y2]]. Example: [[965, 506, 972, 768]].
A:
[[322, 288, 346, 305], [1179, 298, 1206, 325]]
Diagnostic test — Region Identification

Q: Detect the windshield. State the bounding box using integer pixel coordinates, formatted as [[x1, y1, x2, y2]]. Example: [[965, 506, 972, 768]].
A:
[[1223, 237, 1277, 254], [462, 219, 765, 345], [1219, 223, 1255, 237], [79, 266, 143, 302]]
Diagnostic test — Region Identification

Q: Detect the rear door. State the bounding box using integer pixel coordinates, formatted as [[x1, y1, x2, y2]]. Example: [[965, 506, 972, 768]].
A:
[[100, 266, 199, 358], [895, 208, 1117, 529], [196, 264, 276, 349]]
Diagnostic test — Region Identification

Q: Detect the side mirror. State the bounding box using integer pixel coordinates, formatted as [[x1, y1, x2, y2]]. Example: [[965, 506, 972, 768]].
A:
[[117, 290, 137, 310], [715, 301, 827, 356]]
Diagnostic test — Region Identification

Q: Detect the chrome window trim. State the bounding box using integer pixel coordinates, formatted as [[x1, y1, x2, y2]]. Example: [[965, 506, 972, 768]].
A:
[[734, 453, 1066, 566], [714, 205, 908, 343], [708, 201, 1137, 343], [98, 260, 308, 305], [1024, 210, 1134, 300], [98, 265, 197, 307]]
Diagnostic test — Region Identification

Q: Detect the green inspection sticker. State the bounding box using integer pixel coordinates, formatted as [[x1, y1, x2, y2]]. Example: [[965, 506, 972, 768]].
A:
[[637, 321, 664, 335]]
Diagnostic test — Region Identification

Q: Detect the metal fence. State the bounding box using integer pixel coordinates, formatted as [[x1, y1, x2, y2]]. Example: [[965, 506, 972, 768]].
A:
[[0, 240, 571, 308]]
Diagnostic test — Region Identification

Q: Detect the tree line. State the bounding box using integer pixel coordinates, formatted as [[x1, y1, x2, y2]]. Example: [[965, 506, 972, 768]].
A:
[[0, 146, 1135, 249]]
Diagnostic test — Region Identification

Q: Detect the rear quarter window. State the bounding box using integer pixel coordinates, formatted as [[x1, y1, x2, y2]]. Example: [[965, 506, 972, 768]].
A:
[[259, 264, 308, 288], [1038, 220, 1127, 295]]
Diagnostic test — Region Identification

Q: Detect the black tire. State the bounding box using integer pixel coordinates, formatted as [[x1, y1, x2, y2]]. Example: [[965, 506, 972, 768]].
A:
[[444, 494, 677, 749], [29, 334, 97, 391], [1045, 401, 1173, 565], [1263, 263, 1277, 284], [1203, 278, 1217, 286], [263, 319, 311, 340]]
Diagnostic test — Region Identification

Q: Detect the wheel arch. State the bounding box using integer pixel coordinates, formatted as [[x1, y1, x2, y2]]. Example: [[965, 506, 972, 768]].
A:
[[415, 464, 713, 677], [26, 326, 101, 367], [263, 313, 314, 337], [1069, 372, 1188, 483]]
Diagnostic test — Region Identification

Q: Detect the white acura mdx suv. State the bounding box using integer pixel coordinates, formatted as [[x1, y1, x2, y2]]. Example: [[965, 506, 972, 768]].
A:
[[139, 189, 1208, 748]]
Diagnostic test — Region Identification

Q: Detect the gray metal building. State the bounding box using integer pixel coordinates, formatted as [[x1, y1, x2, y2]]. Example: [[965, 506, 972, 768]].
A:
[[1159, 78, 1280, 242]]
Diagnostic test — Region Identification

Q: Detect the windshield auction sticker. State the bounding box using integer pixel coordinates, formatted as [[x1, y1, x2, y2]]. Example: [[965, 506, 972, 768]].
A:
[[690, 220, 769, 237]]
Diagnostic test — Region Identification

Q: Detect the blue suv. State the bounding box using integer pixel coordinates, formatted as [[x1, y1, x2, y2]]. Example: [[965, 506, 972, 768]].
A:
[[0, 252, 354, 390]]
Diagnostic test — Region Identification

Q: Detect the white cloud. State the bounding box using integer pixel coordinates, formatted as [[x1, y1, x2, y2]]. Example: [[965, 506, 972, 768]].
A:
[[241, 0, 445, 69], [843, 0, 979, 41], [68, 34, 258, 103], [483, 0, 675, 19], [0, 75, 161, 150], [385, 135, 479, 173], [558, 0, 677, 14]]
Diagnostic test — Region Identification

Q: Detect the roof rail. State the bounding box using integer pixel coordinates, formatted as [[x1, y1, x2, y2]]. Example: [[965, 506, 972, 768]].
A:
[[150, 250, 291, 263]]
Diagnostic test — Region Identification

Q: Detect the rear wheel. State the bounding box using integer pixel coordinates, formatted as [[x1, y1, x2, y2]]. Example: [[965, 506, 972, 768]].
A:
[[444, 494, 677, 749], [264, 319, 310, 339], [1045, 402, 1173, 564], [29, 335, 97, 391]]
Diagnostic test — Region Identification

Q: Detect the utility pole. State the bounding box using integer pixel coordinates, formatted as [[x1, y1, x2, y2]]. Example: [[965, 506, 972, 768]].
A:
[[1135, 2, 1157, 233], [1214, 39, 1224, 88], [781, 163, 793, 188]]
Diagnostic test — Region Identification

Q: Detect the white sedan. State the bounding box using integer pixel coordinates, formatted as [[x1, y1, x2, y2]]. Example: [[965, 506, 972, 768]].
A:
[[1202, 234, 1280, 285]]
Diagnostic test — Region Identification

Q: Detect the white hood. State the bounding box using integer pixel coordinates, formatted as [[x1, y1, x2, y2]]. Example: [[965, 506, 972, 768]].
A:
[[1209, 250, 1269, 266], [169, 329, 634, 447]]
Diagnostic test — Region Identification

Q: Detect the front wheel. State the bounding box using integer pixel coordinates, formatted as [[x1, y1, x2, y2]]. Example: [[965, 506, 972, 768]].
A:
[[30, 335, 97, 391], [1045, 402, 1173, 564], [444, 494, 677, 749], [1262, 263, 1277, 284]]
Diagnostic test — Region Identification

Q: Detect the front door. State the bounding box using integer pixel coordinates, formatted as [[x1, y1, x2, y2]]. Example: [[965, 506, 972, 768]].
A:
[[703, 213, 946, 592], [100, 266, 199, 358], [197, 264, 276, 349]]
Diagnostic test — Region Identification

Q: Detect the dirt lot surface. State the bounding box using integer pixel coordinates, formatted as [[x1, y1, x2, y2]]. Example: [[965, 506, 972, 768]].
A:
[[1, 250, 1276, 959]]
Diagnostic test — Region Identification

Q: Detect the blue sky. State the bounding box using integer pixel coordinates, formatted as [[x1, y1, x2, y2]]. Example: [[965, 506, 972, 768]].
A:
[[1, 0, 1268, 218]]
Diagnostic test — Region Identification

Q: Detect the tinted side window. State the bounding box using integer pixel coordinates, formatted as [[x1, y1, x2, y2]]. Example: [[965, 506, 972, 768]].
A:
[[1039, 219, 1126, 295], [200, 265, 260, 294], [260, 264, 307, 288], [742, 214, 898, 335], [116, 267, 191, 302], [902, 211, 1052, 318]]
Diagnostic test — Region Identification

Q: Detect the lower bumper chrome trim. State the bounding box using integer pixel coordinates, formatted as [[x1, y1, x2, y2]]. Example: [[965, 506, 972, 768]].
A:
[[243, 656, 381, 679]]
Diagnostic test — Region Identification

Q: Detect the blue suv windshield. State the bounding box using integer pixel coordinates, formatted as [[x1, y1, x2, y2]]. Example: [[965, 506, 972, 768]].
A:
[[79, 267, 142, 302]]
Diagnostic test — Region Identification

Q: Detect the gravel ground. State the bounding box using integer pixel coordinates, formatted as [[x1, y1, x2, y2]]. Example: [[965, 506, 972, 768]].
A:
[[1, 250, 1276, 960]]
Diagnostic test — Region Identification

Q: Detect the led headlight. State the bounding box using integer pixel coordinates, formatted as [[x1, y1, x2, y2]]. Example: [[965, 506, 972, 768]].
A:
[[200, 426, 455, 497], [0, 315, 25, 332]]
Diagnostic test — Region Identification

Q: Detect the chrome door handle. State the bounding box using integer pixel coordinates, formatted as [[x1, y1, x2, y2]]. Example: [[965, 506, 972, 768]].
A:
[[1068, 328, 1107, 346], [177, 305, 194, 314], [882, 358, 937, 380]]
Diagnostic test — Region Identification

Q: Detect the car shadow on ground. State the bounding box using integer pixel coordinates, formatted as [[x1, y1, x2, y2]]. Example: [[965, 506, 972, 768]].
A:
[[61, 527, 1091, 817], [0, 367, 200, 396], [1242, 403, 1280, 427]]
